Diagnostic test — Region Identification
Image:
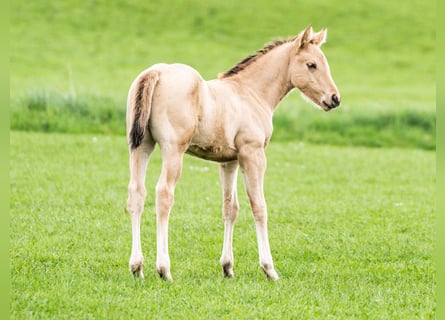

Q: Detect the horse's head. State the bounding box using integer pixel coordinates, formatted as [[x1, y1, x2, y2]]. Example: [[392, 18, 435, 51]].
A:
[[290, 26, 340, 111]]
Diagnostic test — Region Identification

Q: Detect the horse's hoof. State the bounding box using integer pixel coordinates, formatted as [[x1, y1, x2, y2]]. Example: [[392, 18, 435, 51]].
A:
[[261, 263, 279, 281], [130, 262, 144, 279], [265, 269, 279, 281], [157, 266, 173, 282], [222, 263, 234, 278], [132, 269, 145, 279]]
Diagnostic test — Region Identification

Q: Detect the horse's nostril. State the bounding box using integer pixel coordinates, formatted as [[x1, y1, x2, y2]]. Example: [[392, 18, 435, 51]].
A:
[[332, 94, 340, 107]]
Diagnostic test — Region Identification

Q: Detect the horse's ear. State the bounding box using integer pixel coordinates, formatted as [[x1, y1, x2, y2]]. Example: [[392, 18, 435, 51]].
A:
[[295, 25, 313, 49], [311, 28, 327, 46]]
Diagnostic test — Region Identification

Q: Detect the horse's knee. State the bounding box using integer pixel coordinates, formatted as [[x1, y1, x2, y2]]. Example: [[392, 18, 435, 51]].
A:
[[223, 195, 239, 221], [226, 204, 239, 221], [250, 202, 267, 223], [156, 184, 174, 214], [127, 184, 146, 214]]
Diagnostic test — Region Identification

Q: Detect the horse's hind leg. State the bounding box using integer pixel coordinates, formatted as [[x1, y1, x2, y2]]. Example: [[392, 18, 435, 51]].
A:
[[127, 136, 155, 279], [219, 161, 239, 278], [155, 144, 185, 282]]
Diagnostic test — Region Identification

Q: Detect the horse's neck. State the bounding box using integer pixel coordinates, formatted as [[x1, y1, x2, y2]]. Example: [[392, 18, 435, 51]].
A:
[[229, 43, 294, 111]]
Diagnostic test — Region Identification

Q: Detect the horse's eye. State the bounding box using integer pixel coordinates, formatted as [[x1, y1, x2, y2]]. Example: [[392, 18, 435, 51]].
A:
[[307, 63, 317, 70]]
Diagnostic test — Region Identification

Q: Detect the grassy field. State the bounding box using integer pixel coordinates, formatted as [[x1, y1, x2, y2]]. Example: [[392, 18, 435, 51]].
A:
[[10, 132, 435, 319]]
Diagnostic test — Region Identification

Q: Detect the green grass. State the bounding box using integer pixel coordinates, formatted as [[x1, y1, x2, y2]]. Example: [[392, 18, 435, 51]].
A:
[[10, 131, 435, 319], [11, 91, 125, 135], [10, 0, 436, 150]]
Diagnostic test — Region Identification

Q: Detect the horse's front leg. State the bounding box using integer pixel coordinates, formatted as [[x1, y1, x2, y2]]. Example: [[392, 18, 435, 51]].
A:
[[239, 145, 279, 280], [219, 161, 239, 278], [155, 144, 185, 282]]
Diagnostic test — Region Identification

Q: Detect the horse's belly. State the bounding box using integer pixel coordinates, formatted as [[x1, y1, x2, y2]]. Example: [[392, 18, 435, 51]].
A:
[[186, 143, 238, 163]]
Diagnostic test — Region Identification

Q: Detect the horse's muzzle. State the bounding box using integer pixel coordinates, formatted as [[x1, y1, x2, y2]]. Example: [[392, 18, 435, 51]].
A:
[[331, 94, 340, 107], [322, 94, 341, 111]]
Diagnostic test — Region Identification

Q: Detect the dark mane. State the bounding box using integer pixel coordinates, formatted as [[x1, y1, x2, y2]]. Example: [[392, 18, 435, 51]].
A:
[[218, 36, 297, 79]]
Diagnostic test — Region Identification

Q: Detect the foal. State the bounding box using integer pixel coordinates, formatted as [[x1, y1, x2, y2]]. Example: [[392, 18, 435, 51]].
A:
[[126, 26, 340, 281]]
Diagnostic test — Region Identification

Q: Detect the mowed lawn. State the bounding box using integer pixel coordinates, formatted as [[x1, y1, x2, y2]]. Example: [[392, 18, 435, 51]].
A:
[[10, 131, 435, 319]]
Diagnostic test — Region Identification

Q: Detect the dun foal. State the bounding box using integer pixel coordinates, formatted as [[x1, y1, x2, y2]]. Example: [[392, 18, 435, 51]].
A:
[[126, 26, 340, 281]]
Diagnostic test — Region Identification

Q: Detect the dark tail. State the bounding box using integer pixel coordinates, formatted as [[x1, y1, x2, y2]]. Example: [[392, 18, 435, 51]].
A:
[[128, 70, 160, 149]]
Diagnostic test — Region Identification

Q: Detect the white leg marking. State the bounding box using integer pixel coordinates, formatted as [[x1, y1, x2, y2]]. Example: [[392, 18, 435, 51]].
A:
[[219, 161, 239, 277]]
